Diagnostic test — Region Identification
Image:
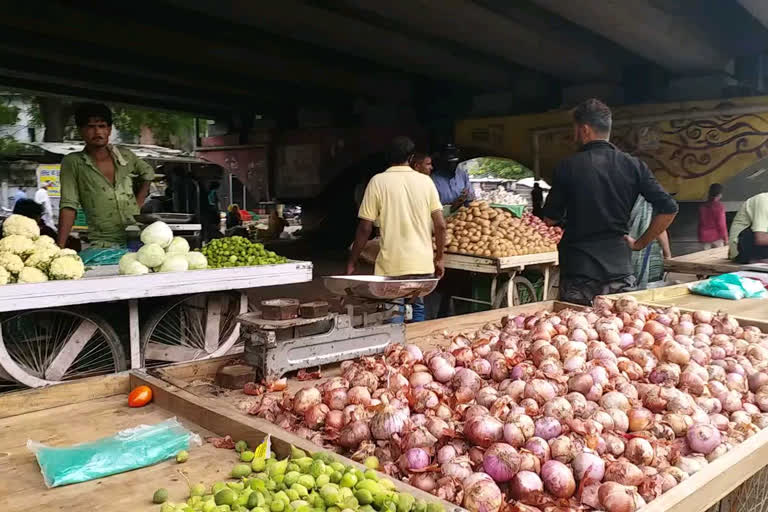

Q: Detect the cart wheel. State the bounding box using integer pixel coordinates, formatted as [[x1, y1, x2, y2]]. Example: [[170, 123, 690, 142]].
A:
[[0, 308, 126, 389], [141, 292, 247, 367], [494, 276, 538, 308]]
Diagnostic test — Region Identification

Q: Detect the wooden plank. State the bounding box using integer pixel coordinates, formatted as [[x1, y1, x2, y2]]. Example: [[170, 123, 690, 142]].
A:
[[131, 372, 465, 512], [0, 371, 130, 419], [664, 246, 742, 275], [145, 342, 206, 362], [444, 252, 558, 274]]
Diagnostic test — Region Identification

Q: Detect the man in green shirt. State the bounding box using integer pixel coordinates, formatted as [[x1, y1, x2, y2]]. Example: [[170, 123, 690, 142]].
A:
[[729, 192, 768, 262], [58, 103, 155, 248]]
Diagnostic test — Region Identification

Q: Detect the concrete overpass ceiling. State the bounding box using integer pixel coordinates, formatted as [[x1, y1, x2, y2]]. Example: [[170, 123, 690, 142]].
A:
[[162, 0, 524, 91], [738, 0, 768, 43], [529, 0, 735, 73], [318, 0, 620, 82]]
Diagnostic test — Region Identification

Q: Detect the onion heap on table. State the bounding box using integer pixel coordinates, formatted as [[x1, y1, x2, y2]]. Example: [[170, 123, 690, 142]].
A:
[[443, 202, 562, 258], [241, 295, 768, 512]]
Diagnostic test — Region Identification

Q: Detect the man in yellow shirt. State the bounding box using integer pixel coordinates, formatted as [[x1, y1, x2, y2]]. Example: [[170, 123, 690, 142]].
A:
[[730, 192, 768, 263], [347, 136, 446, 278]]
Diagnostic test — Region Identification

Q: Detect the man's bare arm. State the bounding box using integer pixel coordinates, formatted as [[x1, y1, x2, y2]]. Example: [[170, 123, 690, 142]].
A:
[[658, 230, 672, 259], [754, 231, 768, 246], [57, 208, 76, 248], [135, 181, 151, 207], [431, 210, 446, 277], [347, 219, 374, 274]]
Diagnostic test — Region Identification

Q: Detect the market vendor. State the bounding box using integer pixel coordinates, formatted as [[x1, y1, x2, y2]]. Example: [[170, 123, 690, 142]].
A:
[[729, 192, 768, 263], [57, 103, 155, 248], [543, 98, 678, 305], [431, 144, 474, 211]]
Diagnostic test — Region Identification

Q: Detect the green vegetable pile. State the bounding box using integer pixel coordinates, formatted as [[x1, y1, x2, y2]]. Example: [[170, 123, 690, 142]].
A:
[[200, 237, 288, 268], [152, 443, 444, 512]]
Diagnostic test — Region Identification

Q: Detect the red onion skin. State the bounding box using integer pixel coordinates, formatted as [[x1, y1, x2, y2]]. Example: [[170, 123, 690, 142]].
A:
[[483, 443, 521, 482], [541, 459, 576, 498], [401, 447, 430, 472], [524, 437, 551, 463], [463, 473, 503, 512], [509, 471, 544, 500], [534, 416, 563, 440], [572, 451, 606, 482], [464, 415, 504, 448], [325, 410, 344, 430], [409, 473, 436, 492], [503, 423, 526, 448], [687, 424, 722, 455]]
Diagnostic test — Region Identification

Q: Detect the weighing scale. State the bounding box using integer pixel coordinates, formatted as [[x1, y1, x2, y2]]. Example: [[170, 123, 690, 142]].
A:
[[240, 275, 439, 380]]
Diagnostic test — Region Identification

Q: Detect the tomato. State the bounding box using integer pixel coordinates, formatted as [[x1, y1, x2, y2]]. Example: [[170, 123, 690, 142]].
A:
[[128, 385, 153, 407]]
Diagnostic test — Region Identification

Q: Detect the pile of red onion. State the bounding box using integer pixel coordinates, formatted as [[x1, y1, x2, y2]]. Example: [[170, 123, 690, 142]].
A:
[[242, 295, 768, 512]]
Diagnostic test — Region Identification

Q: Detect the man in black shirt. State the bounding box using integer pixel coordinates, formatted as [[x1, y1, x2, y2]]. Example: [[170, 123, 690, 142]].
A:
[[542, 99, 678, 305]]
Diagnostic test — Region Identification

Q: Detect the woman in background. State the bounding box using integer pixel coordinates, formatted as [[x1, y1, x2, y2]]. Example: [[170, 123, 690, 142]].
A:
[[698, 183, 728, 250]]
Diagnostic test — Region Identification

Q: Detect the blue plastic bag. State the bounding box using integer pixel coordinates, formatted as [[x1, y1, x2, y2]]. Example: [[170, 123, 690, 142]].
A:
[[689, 273, 768, 301], [27, 417, 201, 487], [78, 247, 130, 266]]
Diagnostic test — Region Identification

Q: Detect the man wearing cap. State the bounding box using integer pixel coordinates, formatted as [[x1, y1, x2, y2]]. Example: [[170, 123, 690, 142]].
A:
[[431, 144, 474, 212]]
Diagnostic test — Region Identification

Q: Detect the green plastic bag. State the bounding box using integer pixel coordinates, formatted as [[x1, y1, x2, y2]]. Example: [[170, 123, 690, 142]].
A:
[[27, 417, 201, 487], [78, 247, 129, 266], [689, 273, 767, 301]]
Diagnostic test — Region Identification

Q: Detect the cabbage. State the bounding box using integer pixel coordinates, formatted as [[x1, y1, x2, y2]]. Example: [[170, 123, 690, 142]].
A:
[[140, 221, 173, 248], [166, 236, 190, 255], [159, 254, 189, 273], [122, 260, 150, 275], [118, 252, 138, 274], [137, 243, 165, 268], [185, 252, 208, 270]]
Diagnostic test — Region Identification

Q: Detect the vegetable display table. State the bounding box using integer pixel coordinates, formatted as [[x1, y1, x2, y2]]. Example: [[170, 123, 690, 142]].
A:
[[443, 251, 558, 309], [0, 261, 312, 388], [664, 245, 768, 278]]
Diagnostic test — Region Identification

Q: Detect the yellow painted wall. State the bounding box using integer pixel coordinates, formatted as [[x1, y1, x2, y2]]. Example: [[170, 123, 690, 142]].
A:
[[455, 96, 768, 201]]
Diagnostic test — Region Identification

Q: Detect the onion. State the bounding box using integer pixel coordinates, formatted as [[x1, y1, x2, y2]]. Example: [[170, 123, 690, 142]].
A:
[[686, 424, 721, 455], [437, 445, 457, 465], [400, 447, 430, 472], [304, 403, 329, 429], [693, 310, 713, 324], [409, 473, 436, 492], [293, 387, 322, 414], [324, 387, 348, 410], [338, 420, 371, 448], [325, 410, 344, 430], [503, 423, 526, 448], [600, 391, 630, 412], [370, 402, 409, 440], [549, 435, 574, 463], [524, 379, 556, 405], [404, 344, 423, 362], [426, 417, 452, 439], [453, 368, 483, 392], [347, 386, 372, 406], [442, 458, 473, 481], [463, 473, 503, 512], [409, 372, 433, 388], [464, 415, 504, 447], [599, 482, 637, 512], [627, 407, 654, 432], [509, 471, 543, 501], [402, 426, 438, 451], [541, 459, 576, 498], [625, 437, 654, 465], [534, 416, 562, 440], [524, 437, 551, 462], [429, 357, 455, 383], [572, 451, 605, 481], [604, 460, 644, 486], [542, 397, 573, 421], [482, 443, 521, 482]]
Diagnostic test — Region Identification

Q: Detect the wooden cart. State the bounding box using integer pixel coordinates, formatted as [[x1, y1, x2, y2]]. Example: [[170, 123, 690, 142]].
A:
[[0, 369, 460, 512], [0, 261, 312, 389], [443, 251, 558, 309]]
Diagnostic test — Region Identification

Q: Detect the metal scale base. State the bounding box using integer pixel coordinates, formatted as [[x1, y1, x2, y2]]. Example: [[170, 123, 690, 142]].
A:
[[241, 305, 405, 380]]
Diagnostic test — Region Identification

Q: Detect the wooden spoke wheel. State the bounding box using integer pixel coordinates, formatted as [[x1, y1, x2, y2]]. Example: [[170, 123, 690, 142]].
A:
[[0, 308, 126, 389], [140, 292, 247, 368]]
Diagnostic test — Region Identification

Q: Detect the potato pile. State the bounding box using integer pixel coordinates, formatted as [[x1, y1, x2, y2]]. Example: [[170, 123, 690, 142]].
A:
[[444, 202, 562, 258]]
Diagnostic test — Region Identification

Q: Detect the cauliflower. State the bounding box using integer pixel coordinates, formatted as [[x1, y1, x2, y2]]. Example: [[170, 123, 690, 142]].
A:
[[0, 266, 9, 285], [18, 266, 48, 283], [0, 252, 24, 274], [34, 235, 57, 250], [48, 255, 85, 280], [137, 243, 165, 268], [58, 248, 78, 257], [3, 214, 40, 239], [140, 221, 173, 249], [24, 247, 60, 271], [122, 260, 150, 275], [185, 251, 208, 270], [159, 254, 189, 273], [0, 235, 35, 256], [166, 236, 190, 255]]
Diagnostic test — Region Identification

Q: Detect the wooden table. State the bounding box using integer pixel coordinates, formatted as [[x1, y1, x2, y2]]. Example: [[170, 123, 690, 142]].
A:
[[665, 246, 768, 278], [443, 251, 559, 308]]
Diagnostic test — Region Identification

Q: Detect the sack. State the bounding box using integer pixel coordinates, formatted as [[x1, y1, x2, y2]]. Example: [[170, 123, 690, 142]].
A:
[[78, 247, 129, 266], [27, 417, 201, 487], [689, 273, 768, 301]]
